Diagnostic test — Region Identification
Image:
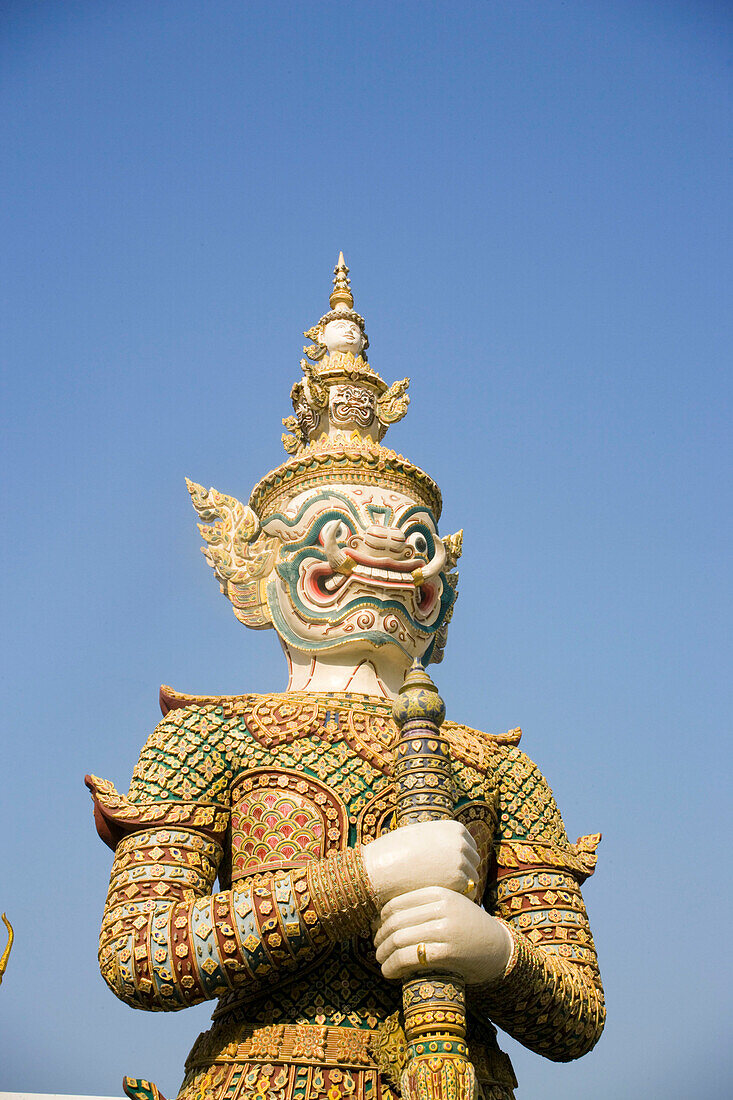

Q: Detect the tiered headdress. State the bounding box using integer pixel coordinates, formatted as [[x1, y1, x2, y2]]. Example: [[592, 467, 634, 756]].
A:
[[187, 255, 459, 636], [252, 251, 441, 518]]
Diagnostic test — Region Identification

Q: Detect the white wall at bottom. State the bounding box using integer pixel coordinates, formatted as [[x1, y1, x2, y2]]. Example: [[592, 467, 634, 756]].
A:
[[0, 1094, 121, 1100]]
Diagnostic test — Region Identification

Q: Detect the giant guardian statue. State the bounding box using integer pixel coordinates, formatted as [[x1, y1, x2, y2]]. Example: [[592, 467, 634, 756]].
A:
[[87, 256, 604, 1100]]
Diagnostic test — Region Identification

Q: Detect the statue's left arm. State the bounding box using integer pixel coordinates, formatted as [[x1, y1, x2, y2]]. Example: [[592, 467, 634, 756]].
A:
[[372, 739, 604, 1062], [467, 747, 605, 1061]]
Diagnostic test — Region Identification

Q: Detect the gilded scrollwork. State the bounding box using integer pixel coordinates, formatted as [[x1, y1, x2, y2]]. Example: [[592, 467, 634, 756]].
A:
[[186, 479, 278, 629], [376, 378, 410, 430]]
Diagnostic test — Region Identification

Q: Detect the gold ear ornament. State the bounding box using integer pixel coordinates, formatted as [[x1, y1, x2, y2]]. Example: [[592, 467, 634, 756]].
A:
[[186, 479, 276, 630]]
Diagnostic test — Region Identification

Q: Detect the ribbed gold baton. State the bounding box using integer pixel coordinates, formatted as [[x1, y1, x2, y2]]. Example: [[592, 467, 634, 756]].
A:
[[392, 662, 477, 1100]]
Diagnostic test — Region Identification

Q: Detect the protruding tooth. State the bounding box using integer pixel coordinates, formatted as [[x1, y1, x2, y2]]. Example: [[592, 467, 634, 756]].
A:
[[324, 574, 347, 592]]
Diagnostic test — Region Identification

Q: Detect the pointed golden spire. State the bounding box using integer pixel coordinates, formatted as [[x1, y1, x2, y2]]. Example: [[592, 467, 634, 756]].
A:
[[329, 250, 354, 311]]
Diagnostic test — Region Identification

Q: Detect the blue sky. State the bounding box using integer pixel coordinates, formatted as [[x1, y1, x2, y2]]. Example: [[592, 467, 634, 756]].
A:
[[0, 2, 731, 1097]]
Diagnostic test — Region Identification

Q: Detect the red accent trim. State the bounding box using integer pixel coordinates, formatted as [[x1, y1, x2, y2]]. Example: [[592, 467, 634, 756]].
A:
[[85, 775, 123, 850]]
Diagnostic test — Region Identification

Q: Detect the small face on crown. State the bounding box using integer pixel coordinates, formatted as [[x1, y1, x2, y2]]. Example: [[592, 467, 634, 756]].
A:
[[321, 317, 366, 357]]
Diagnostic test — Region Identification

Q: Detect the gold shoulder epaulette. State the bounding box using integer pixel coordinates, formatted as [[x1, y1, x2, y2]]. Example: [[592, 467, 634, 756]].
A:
[[159, 684, 255, 716], [443, 720, 522, 772]]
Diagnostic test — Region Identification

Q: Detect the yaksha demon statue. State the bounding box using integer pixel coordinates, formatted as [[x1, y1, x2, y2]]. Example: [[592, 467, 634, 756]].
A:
[[87, 255, 605, 1100]]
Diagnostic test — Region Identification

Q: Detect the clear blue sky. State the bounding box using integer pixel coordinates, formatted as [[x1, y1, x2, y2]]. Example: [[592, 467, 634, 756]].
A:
[[1, 2, 731, 1097]]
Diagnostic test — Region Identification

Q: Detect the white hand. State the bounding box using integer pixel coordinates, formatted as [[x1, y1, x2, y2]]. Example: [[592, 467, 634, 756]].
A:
[[362, 821, 480, 907], [373, 886, 513, 985]]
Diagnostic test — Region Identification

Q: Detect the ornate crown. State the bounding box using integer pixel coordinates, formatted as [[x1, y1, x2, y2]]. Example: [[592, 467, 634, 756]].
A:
[[249, 432, 442, 520], [241, 252, 441, 518], [187, 255, 449, 629]]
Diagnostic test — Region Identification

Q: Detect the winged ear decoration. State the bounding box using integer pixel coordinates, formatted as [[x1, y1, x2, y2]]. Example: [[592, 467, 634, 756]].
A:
[[185, 478, 277, 630], [442, 529, 463, 570], [428, 531, 462, 665]]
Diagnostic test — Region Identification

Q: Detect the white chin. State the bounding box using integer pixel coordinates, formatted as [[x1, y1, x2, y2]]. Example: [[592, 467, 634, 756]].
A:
[[276, 600, 429, 659]]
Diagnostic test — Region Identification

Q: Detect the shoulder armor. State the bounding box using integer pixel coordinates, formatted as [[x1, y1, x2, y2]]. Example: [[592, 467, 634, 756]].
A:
[[493, 746, 601, 881], [127, 704, 237, 803], [85, 772, 229, 851], [86, 703, 237, 851], [443, 720, 522, 772], [159, 683, 255, 716]]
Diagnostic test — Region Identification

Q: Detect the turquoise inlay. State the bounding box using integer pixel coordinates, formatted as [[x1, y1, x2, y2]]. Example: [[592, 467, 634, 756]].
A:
[[263, 492, 363, 536], [224, 1070, 243, 1100], [149, 907, 182, 1005], [277, 545, 328, 585], [365, 503, 394, 526], [400, 519, 436, 557], [273, 874, 308, 950], [283, 509, 360, 553], [267, 587, 417, 659], [231, 884, 269, 973], [269, 575, 449, 639], [190, 897, 229, 996], [395, 503, 439, 529]]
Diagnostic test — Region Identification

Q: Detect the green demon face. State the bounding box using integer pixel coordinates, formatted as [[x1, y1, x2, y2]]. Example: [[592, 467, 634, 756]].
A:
[[260, 484, 459, 664]]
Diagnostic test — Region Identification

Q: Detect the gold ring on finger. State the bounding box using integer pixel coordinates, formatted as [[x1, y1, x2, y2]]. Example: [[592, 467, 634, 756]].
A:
[[417, 942, 428, 966]]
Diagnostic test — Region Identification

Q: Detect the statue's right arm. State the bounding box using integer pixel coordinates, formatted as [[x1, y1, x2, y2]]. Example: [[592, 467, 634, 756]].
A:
[[94, 817, 478, 1014], [88, 706, 379, 1013], [95, 823, 377, 1012]]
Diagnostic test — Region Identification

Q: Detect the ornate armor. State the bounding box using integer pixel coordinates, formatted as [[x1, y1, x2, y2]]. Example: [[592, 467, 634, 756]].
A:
[[88, 690, 603, 1100]]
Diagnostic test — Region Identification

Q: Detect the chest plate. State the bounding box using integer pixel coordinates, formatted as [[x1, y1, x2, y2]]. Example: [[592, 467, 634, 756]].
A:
[[220, 694, 499, 890], [229, 769, 348, 878]]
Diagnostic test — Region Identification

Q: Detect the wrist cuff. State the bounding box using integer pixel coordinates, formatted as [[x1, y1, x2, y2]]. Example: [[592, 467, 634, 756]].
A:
[[306, 846, 380, 939]]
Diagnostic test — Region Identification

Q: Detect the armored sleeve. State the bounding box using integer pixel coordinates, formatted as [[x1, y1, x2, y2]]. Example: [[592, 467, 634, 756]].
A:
[[470, 747, 605, 1061], [86, 706, 378, 1012]]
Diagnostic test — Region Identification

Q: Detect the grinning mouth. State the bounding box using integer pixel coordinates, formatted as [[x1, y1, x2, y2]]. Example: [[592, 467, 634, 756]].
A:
[[302, 558, 440, 617]]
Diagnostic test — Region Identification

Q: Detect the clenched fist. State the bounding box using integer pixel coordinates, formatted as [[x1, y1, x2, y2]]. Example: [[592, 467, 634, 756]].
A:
[[373, 886, 513, 985], [361, 820, 480, 907]]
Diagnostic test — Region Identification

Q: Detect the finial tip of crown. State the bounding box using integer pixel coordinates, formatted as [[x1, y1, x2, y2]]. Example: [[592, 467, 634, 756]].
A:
[[330, 251, 354, 311]]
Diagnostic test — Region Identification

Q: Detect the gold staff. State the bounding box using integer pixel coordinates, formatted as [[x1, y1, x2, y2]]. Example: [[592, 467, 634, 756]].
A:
[[392, 663, 477, 1100]]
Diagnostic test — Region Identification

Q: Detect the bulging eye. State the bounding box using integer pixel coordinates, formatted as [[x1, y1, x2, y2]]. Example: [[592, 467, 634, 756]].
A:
[[406, 531, 429, 557]]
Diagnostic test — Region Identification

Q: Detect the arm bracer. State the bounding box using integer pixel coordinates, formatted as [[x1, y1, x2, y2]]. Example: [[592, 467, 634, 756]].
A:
[[471, 867, 605, 1060], [100, 826, 378, 1012]]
